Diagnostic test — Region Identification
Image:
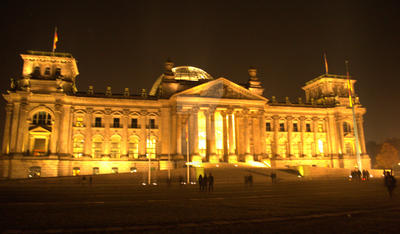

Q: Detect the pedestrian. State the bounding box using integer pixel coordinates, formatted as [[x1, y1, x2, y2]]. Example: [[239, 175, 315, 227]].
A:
[[271, 172, 277, 184], [208, 173, 214, 192], [198, 174, 203, 191], [82, 176, 86, 185], [203, 174, 208, 191], [384, 171, 397, 198], [248, 174, 253, 186], [89, 176, 93, 185]]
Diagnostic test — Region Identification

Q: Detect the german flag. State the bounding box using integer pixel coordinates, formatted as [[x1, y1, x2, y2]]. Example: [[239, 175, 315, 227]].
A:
[[52, 27, 58, 52]]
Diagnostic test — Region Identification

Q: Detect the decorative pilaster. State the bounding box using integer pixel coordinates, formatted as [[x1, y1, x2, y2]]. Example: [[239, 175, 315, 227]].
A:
[[272, 115, 280, 158], [103, 108, 112, 156], [227, 108, 237, 163], [357, 115, 367, 154], [84, 108, 93, 157], [121, 109, 129, 157], [209, 107, 217, 162], [259, 110, 266, 158], [9, 102, 20, 153], [2, 104, 12, 154], [192, 107, 201, 162], [176, 112, 183, 156], [286, 116, 293, 158], [221, 110, 228, 162], [299, 116, 306, 157], [139, 110, 147, 157], [312, 117, 319, 157], [50, 103, 62, 154], [16, 102, 28, 153]]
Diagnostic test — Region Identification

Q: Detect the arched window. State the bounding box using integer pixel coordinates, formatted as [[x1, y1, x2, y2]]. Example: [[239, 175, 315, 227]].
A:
[[110, 135, 121, 158], [73, 135, 84, 158], [146, 136, 157, 159], [32, 112, 52, 125], [128, 136, 139, 158], [343, 122, 352, 134], [92, 135, 103, 158]]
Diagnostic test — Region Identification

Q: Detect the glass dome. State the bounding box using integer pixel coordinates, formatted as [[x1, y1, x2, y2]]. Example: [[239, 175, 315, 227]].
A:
[[172, 66, 213, 81]]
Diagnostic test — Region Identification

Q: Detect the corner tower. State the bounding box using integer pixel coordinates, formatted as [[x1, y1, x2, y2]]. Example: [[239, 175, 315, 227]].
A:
[[16, 51, 79, 94]]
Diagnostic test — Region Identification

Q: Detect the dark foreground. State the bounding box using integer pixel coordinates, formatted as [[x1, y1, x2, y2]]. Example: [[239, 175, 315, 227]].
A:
[[0, 176, 399, 233]]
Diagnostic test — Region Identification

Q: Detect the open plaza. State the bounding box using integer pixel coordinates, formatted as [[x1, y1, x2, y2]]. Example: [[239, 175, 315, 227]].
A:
[[1, 167, 399, 233]]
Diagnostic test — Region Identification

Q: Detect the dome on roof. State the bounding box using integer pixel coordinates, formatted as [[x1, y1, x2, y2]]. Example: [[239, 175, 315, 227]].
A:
[[149, 66, 213, 96], [172, 66, 213, 81]]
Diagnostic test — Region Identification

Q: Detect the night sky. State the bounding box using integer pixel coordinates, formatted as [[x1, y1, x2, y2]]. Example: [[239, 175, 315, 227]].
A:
[[1, 0, 399, 143]]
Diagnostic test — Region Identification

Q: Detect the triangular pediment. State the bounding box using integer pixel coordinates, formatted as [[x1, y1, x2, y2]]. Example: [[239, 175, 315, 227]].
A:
[[29, 125, 51, 132], [171, 78, 268, 101]]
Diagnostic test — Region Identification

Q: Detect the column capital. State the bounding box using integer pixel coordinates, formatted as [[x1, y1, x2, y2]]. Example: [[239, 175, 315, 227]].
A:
[[312, 117, 319, 122], [5, 104, 13, 113], [86, 107, 94, 114], [105, 108, 112, 115], [286, 116, 294, 121], [299, 116, 306, 121], [55, 104, 62, 113], [272, 115, 280, 120], [122, 109, 130, 116], [226, 107, 234, 114], [192, 106, 200, 113], [140, 109, 148, 116]]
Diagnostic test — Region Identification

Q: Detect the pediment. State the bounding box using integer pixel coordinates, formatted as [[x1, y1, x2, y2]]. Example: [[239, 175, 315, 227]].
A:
[[172, 78, 268, 101], [29, 125, 51, 132]]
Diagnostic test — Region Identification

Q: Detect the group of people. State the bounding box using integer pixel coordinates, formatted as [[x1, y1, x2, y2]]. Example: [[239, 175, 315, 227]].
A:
[[350, 169, 370, 182], [244, 174, 253, 186], [198, 173, 214, 192]]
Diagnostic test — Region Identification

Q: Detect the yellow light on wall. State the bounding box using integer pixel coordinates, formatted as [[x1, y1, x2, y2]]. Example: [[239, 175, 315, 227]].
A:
[[198, 111, 206, 157], [318, 139, 324, 154], [215, 112, 223, 156]]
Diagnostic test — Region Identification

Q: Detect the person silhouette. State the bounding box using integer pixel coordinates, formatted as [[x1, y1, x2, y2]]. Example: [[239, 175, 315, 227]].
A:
[[198, 174, 203, 191], [208, 173, 214, 192]]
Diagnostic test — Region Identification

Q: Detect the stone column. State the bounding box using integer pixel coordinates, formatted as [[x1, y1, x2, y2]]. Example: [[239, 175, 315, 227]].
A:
[[299, 116, 306, 157], [176, 112, 182, 156], [104, 108, 112, 156], [192, 107, 200, 162], [59, 105, 71, 155], [336, 116, 345, 155], [50, 104, 62, 155], [84, 108, 93, 157], [287, 116, 293, 158], [221, 110, 228, 162], [209, 108, 217, 162], [16, 102, 28, 153], [9, 102, 20, 153], [67, 106, 74, 155], [328, 115, 338, 156], [357, 115, 367, 154], [227, 109, 237, 163], [139, 110, 147, 157], [121, 109, 129, 156], [324, 117, 332, 156], [205, 109, 211, 161], [272, 115, 280, 158], [312, 117, 319, 157], [2, 104, 13, 154], [251, 113, 260, 159], [259, 110, 266, 158]]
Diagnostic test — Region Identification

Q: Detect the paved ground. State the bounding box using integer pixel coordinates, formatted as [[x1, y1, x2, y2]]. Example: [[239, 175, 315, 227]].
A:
[[0, 175, 399, 233]]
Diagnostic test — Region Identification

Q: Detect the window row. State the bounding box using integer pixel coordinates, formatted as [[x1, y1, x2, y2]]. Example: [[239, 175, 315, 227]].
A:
[[73, 135, 157, 159], [32, 66, 61, 77], [265, 122, 323, 132], [75, 117, 158, 129]]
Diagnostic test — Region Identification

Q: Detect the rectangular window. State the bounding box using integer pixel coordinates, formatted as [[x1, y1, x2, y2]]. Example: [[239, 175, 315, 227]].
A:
[[95, 117, 102, 127], [266, 122, 272, 131], [279, 123, 285, 132], [76, 117, 84, 127], [149, 119, 156, 129], [55, 68, 61, 77], [44, 67, 51, 76], [73, 167, 80, 176], [306, 123, 311, 132], [293, 123, 298, 132], [318, 123, 324, 132], [113, 118, 120, 128], [131, 118, 138, 128], [93, 167, 99, 175]]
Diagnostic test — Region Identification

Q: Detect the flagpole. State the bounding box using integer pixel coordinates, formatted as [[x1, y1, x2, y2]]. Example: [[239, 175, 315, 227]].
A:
[[324, 52, 329, 75], [345, 60, 362, 171], [52, 27, 58, 54]]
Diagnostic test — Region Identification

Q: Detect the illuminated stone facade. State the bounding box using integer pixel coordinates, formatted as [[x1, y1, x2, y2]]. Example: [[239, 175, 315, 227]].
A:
[[0, 51, 370, 178]]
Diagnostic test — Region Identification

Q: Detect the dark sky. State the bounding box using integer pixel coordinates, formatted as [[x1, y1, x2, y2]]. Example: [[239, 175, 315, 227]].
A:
[[1, 0, 399, 143]]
